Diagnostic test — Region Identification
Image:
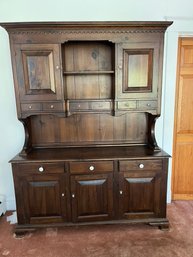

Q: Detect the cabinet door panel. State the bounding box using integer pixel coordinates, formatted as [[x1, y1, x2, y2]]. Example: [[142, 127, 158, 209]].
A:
[[116, 41, 161, 100], [118, 169, 165, 219], [123, 49, 153, 92], [71, 174, 113, 222], [15, 44, 63, 101], [20, 174, 67, 224]]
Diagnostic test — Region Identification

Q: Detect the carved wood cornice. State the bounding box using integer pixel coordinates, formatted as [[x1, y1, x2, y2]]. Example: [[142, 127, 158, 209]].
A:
[[0, 21, 173, 34], [8, 29, 167, 35]]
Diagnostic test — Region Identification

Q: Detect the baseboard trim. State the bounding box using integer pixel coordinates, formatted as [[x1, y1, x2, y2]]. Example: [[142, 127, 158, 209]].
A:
[[172, 194, 193, 200], [6, 197, 16, 211]]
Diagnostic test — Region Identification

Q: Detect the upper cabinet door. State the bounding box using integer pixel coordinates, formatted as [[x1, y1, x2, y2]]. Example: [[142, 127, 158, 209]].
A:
[[116, 41, 162, 100], [14, 44, 63, 101]]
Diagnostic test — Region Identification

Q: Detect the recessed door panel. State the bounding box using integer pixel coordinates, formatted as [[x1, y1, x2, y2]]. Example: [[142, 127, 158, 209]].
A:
[[15, 44, 63, 101], [23, 52, 55, 93], [21, 174, 67, 224], [71, 174, 113, 222], [118, 169, 164, 219], [173, 38, 193, 200], [116, 41, 161, 100], [123, 49, 153, 92]]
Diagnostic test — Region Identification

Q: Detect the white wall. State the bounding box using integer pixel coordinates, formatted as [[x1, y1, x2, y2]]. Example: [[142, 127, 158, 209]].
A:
[[0, 0, 193, 210]]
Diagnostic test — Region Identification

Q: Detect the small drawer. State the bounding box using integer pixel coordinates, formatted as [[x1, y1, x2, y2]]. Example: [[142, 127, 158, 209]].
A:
[[42, 102, 63, 112], [69, 161, 113, 174], [138, 101, 157, 110], [91, 101, 111, 110], [69, 102, 89, 111], [19, 163, 64, 174], [21, 103, 42, 112], [118, 101, 137, 110], [119, 160, 162, 171]]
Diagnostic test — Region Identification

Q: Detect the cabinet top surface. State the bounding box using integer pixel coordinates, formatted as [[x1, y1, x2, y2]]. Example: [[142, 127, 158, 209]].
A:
[[10, 146, 170, 163], [0, 21, 173, 31]]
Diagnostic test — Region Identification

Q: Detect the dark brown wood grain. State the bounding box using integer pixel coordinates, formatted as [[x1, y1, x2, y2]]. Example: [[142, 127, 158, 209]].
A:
[[71, 173, 114, 222], [2, 21, 172, 232], [30, 113, 148, 147], [14, 44, 63, 103], [118, 159, 167, 220], [69, 161, 114, 174], [12, 163, 68, 224]]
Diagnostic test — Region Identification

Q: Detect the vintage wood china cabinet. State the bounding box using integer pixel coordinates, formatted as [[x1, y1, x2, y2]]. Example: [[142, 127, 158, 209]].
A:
[[1, 21, 172, 233]]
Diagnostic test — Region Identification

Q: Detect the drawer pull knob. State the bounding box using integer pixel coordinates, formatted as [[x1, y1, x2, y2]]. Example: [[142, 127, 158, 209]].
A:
[[50, 105, 54, 109], [72, 194, 75, 198], [38, 166, 44, 172], [89, 165, 95, 171], [61, 193, 65, 197], [28, 105, 32, 109], [56, 65, 60, 70], [139, 163, 144, 169], [120, 190, 123, 195], [147, 103, 151, 107]]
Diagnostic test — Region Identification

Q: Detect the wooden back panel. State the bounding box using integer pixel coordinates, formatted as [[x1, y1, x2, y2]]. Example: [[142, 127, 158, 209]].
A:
[[63, 41, 114, 100], [30, 113, 148, 147]]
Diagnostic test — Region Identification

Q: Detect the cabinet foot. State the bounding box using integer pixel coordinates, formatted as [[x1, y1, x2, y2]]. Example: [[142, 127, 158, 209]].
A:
[[14, 231, 28, 238], [14, 225, 36, 238], [148, 221, 169, 230]]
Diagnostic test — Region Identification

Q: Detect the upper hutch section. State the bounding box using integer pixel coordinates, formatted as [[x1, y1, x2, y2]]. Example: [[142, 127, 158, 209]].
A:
[[1, 21, 172, 118]]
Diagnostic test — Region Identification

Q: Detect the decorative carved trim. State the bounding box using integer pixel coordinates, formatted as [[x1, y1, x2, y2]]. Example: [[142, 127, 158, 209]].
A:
[[19, 118, 32, 156], [147, 113, 160, 151], [9, 29, 166, 35]]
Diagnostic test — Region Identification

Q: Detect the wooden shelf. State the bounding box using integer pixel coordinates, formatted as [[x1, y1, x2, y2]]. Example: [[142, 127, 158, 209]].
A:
[[63, 71, 115, 75], [11, 145, 170, 163]]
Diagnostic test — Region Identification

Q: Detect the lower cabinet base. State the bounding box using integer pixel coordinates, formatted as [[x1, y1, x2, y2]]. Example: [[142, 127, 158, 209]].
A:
[[14, 218, 169, 235], [11, 147, 170, 236]]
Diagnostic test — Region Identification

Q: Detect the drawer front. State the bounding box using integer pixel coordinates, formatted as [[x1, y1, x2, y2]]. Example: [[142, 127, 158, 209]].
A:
[[69, 101, 111, 111], [119, 160, 162, 171], [118, 101, 137, 110], [69, 161, 113, 174], [138, 100, 157, 110], [42, 102, 63, 112], [21, 103, 42, 112], [91, 101, 111, 110], [18, 163, 64, 174], [69, 102, 89, 111]]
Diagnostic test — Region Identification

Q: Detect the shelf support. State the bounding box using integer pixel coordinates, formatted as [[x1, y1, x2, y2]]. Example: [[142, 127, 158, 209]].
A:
[[19, 118, 32, 156], [147, 113, 160, 151]]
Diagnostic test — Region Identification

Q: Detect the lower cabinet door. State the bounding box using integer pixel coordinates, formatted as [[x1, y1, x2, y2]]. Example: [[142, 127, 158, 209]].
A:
[[71, 174, 113, 222], [118, 170, 167, 220], [19, 174, 67, 224]]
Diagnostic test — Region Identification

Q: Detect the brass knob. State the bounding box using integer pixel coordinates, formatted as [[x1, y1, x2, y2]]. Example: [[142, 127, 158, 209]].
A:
[[38, 166, 44, 172]]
